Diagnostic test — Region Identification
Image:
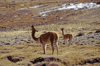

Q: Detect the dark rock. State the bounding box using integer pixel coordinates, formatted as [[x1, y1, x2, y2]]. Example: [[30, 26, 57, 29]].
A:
[[4, 43, 10, 45], [7, 56, 20, 63], [87, 36, 94, 38], [96, 2, 100, 4], [77, 57, 100, 65], [76, 32, 84, 37], [87, 32, 93, 34], [95, 29, 100, 33], [63, 43, 65, 44], [0, 26, 6, 31], [7, 55, 25, 63], [30, 57, 44, 64]]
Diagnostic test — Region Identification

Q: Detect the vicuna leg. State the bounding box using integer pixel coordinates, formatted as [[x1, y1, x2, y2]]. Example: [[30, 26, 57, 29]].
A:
[[70, 39, 72, 45], [42, 44, 46, 54], [63, 39, 66, 44], [55, 42, 58, 55], [51, 42, 54, 54], [64, 39, 68, 45], [69, 38, 72, 45]]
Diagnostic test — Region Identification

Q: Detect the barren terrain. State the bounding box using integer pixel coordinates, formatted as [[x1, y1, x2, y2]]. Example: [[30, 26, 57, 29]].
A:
[[0, 0, 100, 66]]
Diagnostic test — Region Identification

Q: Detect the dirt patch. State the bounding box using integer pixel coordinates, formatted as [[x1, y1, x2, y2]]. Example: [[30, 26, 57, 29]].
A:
[[30, 57, 68, 66], [34, 63, 59, 66], [7, 55, 25, 63], [76, 57, 100, 65]]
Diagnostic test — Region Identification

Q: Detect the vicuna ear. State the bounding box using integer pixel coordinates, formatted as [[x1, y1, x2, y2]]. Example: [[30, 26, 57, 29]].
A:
[[31, 25, 34, 28], [36, 30, 38, 32]]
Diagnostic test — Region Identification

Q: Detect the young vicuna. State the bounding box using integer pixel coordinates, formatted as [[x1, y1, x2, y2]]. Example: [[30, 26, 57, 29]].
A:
[[61, 28, 73, 45], [31, 25, 59, 54]]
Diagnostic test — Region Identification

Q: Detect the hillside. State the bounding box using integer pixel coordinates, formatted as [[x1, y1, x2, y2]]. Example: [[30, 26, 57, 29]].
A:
[[0, 0, 100, 31]]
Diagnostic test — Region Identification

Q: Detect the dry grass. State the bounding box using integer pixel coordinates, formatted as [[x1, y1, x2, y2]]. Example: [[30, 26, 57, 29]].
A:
[[0, 43, 100, 66], [0, 23, 100, 65]]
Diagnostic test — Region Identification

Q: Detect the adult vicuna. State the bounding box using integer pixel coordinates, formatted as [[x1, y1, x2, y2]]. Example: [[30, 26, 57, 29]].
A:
[[31, 25, 59, 54], [61, 28, 73, 45]]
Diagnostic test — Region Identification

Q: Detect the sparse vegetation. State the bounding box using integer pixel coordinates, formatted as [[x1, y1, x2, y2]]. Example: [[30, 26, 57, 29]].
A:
[[0, 0, 100, 66]]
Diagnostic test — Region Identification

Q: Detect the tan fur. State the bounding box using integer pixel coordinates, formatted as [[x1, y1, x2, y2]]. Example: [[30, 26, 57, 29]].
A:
[[61, 28, 73, 45], [31, 25, 59, 54]]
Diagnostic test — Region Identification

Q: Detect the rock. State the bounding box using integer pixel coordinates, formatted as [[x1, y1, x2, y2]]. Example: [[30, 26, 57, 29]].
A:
[[87, 36, 94, 39], [7, 56, 20, 63], [7, 55, 25, 63], [87, 32, 93, 35], [76, 32, 85, 37], [95, 29, 100, 33], [30, 57, 44, 64], [4, 43, 10, 45], [77, 57, 100, 65]]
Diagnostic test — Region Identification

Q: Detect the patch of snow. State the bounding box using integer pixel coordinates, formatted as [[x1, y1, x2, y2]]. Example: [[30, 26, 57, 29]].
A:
[[18, 8, 28, 10], [58, 2, 100, 10], [18, 4, 47, 10], [41, 14, 48, 17], [29, 4, 43, 8], [14, 15, 18, 17], [60, 17, 63, 19], [28, 6, 39, 8], [61, 4, 66, 7], [38, 2, 100, 16], [39, 11, 51, 15], [23, 13, 28, 15]]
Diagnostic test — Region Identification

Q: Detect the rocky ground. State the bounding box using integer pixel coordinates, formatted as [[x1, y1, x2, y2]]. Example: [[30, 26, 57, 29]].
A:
[[0, 29, 100, 46]]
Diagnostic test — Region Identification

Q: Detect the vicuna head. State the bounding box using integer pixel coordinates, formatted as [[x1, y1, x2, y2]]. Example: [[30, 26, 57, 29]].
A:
[[61, 28, 64, 31], [31, 25, 38, 32]]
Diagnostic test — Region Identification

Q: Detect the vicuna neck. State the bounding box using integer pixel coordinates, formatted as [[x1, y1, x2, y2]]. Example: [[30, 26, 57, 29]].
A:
[[62, 30, 64, 36], [32, 30, 38, 41]]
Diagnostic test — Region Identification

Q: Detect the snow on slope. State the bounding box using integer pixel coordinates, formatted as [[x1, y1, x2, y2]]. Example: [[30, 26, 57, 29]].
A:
[[38, 2, 100, 16], [18, 4, 47, 10]]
